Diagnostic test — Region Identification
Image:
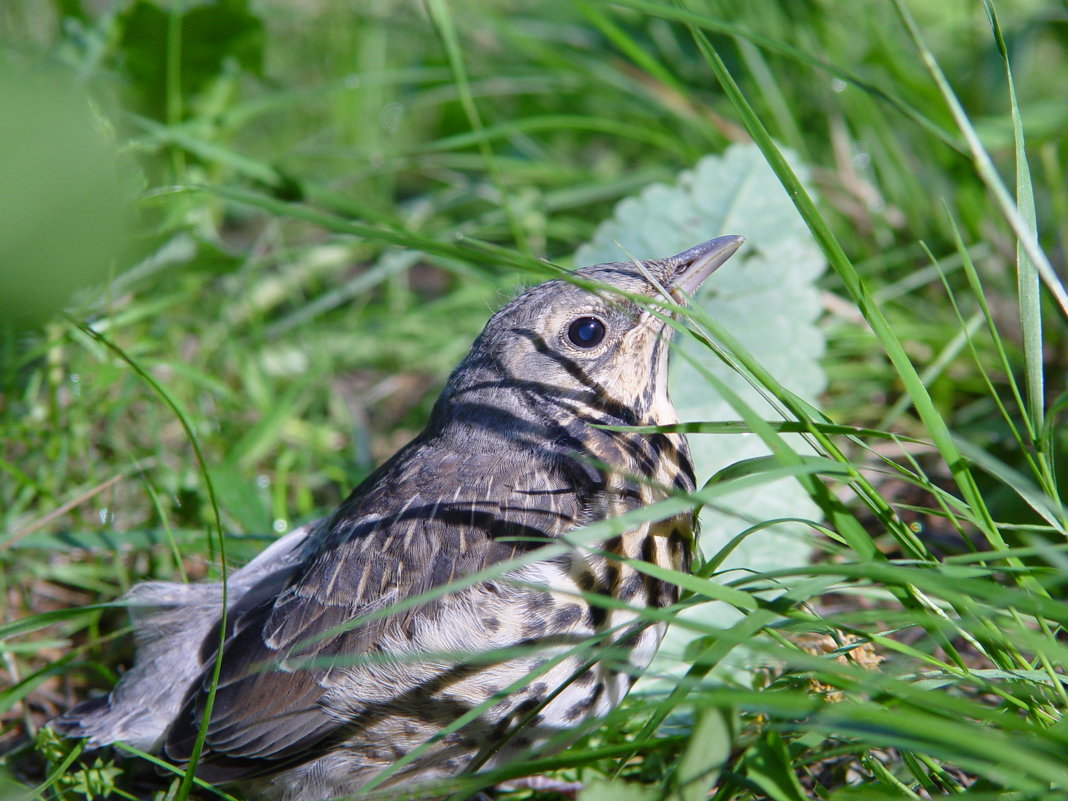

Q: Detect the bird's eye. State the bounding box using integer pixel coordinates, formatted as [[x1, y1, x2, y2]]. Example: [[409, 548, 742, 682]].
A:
[[567, 316, 606, 348]]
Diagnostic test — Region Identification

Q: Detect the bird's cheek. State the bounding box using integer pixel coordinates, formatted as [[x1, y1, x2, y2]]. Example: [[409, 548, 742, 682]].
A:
[[515, 351, 577, 389]]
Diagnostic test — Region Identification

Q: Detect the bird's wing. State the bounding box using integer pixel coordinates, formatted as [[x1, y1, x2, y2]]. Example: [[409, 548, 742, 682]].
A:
[[163, 447, 581, 781]]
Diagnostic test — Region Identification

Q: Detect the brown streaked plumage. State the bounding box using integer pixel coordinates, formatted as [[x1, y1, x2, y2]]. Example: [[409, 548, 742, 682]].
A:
[[54, 236, 744, 800]]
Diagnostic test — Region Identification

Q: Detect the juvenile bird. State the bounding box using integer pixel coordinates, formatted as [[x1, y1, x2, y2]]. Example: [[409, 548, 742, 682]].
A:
[[55, 235, 744, 800]]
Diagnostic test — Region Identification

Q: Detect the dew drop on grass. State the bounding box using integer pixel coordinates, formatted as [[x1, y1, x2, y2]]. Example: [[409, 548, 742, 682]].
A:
[[380, 102, 405, 133]]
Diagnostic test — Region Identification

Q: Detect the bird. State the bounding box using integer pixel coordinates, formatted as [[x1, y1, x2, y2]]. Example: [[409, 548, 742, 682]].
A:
[[54, 235, 745, 801]]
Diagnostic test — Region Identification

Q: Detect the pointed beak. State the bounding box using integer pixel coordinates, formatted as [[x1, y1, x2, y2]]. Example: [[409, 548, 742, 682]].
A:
[[664, 235, 745, 300]]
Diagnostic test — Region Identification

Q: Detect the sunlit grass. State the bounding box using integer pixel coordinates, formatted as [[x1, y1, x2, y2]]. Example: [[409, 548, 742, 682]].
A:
[[2, 1, 1066, 799]]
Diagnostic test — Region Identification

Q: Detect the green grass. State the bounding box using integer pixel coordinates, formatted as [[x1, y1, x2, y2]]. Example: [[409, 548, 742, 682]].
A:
[[2, 1, 1067, 799]]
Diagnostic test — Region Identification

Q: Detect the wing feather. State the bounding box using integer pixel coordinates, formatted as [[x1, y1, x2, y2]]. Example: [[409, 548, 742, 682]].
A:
[[163, 445, 586, 781]]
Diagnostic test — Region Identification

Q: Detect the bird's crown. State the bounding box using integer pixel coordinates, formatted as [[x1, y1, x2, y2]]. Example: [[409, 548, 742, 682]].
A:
[[437, 236, 744, 431]]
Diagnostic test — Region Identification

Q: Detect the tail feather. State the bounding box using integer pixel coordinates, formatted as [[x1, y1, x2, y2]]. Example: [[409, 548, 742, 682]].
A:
[[52, 524, 316, 751]]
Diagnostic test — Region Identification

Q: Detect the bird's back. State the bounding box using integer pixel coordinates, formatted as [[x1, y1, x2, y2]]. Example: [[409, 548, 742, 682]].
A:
[[161, 412, 694, 798]]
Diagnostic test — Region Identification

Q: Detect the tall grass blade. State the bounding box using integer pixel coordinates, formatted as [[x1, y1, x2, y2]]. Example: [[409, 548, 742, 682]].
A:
[[985, 1, 1044, 435], [892, 0, 1068, 321]]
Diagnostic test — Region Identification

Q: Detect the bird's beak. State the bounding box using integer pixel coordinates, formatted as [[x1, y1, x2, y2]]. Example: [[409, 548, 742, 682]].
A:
[[665, 235, 745, 300]]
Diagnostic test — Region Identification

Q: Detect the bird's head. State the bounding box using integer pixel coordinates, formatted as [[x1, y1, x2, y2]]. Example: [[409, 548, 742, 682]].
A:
[[436, 236, 744, 436]]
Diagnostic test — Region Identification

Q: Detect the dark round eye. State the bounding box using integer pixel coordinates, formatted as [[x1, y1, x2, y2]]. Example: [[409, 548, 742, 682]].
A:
[[567, 316, 606, 348]]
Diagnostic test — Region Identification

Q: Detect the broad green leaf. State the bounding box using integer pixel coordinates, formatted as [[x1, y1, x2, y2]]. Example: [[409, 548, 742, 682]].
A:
[[744, 729, 809, 801], [580, 778, 660, 801], [0, 70, 128, 328], [576, 143, 825, 575], [576, 143, 827, 680], [208, 466, 272, 534], [116, 0, 264, 122], [672, 705, 733, 801]]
